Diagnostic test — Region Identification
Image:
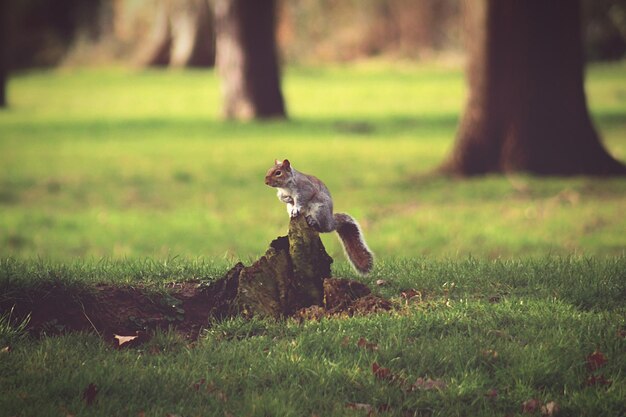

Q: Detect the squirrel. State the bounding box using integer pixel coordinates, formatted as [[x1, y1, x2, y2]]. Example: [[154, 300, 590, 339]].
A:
[[264, 159, 374, 275]]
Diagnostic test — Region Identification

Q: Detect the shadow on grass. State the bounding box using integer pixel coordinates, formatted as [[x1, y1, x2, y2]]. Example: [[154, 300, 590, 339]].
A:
[[0, 114, 461, 141]]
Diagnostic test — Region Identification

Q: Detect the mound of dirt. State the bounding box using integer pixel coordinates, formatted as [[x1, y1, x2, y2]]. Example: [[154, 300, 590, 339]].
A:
[[2, 216, 392, 346], [3, 275, 391, 346]]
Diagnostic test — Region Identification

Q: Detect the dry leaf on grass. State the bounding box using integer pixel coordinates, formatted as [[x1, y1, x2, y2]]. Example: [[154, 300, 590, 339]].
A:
[[586, 374, 612, 387], [372, 362, 393, 381], [586, 350, 607, 371], [82, 383, 98, 406], [357, 337, 378, 351], [541, 401, 560, 416], [411, 377, 447, 391], [400, 289, 422, 302], [522, 398, 542, 414], [113, 334, 139, 347], [484, 388, 498, 399], [346, 402, 374, 415]]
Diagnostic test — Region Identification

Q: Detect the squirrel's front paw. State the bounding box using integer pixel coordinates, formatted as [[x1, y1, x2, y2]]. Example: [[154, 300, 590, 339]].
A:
[[289, 206, 301, 218], [305, 215, 319, 228]]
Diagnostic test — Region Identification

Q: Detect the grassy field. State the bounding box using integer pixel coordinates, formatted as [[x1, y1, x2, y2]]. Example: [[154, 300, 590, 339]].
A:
[[1, 62, 626, 417], [1, 62, 625, 262], [1, 257, 625, 417]]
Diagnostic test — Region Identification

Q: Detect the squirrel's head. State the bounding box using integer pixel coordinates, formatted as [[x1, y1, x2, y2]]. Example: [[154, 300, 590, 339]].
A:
[[265, 159, 293, 187]]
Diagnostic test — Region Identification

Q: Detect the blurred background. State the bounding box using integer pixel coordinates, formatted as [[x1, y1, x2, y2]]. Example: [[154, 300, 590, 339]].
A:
[[0, 0, 625, 264], [4, 0, 626, 69]]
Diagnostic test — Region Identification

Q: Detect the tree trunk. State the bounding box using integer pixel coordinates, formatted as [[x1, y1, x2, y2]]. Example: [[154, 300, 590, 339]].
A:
[[170, 0, 215, 67], [138, 2, 172, 67], [235, 215, 330, 317], [213, 0, 286, 120], [0, 0, 9, 107], [138, 0, 215, 68], [441, 0, 626, 176]]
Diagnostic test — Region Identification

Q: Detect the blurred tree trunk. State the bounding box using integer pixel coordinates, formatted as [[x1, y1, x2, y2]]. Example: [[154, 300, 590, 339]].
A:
[[213, 0, 286, 119], [441, 0, 626, 176], [0, 0, 9, 107], [139, 0, 215, 68]]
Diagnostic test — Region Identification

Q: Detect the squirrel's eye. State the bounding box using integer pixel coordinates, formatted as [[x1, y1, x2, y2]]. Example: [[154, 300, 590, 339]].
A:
[[275, 170, 282, 176]]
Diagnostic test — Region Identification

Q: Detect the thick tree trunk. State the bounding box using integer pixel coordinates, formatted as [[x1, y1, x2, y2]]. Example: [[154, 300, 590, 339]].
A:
[[170, 0, 214, 67], [213, 0, 286, 120], [139, 0, 215, 68], [0, 71, 5, 108], [138, 3, 172, 67], [235, 215, 330, 317], [441, 0, 626, 176], [0, 0, 9, 107]]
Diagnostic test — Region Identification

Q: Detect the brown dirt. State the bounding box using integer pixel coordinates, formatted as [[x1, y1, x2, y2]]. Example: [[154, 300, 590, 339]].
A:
[[2, 274, 391, 346]]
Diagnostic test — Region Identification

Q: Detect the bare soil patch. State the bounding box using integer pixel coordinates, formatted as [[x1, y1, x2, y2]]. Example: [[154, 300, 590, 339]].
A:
[[2, 272, 391, 345], [2, 218, 392, 345]]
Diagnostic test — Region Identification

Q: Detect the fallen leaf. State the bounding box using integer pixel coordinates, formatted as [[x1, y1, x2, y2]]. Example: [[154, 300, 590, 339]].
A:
[[586, 350, 607, 371], [114, 334, 139, 347], [481, 349, 499, 360], [357, 337, 378, 351], [192, 378, 206, 391], [137, 411, 146, 417], [372, 362, 393, 381], [522, 399, 542, 414], [346, 402, 374, 415], [586, 374, 612, 387], [201, 381, 229, 402], [1, 346, 10, 354], [82, 383, 98, 406], [376, 279, 387, 286], [216, 390, 228, 402], [411, 377, 447, 391], [484, 388, 498, 399], [60, 406, 75, 417], [541, 401, 560, 416], [401, 289, 422, 301]]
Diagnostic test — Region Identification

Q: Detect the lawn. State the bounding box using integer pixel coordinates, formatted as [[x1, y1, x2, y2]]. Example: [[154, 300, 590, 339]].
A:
[[1, 257, 625, 417], [0, 62, 625, 261], [1, 62, 625, 417]]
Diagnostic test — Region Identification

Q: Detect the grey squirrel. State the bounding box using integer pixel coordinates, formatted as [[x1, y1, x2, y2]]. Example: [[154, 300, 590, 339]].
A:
[[264, 159, 374, 275]]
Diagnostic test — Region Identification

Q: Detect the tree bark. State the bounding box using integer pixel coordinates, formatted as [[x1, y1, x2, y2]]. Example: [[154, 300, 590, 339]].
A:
[[441, 0, 626, 176], [0, 0, 9, 107], [138, 0, 215, 68], [235, 215, 330, 318], [213, 0, 286, 120]]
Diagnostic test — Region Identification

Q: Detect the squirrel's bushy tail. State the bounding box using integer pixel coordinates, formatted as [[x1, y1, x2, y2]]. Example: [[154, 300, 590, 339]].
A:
[[333, 213, 374, 275]]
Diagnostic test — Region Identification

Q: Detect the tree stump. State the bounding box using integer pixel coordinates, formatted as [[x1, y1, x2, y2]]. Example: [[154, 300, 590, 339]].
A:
[[233, 215, 332, 318]]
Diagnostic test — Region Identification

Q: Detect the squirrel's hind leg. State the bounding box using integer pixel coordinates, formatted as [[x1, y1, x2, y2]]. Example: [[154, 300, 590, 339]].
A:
[[307, 203, 335, 233]]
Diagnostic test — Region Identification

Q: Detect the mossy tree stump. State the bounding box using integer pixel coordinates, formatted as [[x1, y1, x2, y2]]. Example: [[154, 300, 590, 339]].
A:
[[234, 215, 332, 318]]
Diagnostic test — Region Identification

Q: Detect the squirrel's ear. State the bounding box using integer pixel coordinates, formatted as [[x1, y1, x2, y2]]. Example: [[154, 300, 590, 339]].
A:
[[282, 159, 291, 170], [274, 159, 281, 165]]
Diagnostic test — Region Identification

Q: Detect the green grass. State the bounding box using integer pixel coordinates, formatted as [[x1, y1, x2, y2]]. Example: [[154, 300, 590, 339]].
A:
[[1, 257, 625, 417], [1, 62, 625, 416], [1, 62, 625, 262]]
